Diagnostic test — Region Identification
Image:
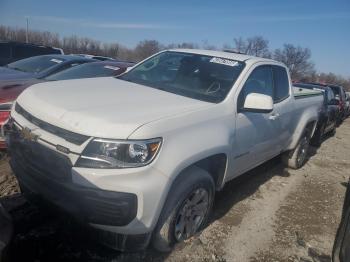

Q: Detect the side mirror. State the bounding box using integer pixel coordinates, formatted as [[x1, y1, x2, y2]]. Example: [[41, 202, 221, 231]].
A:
[[329, 99, 340, 106], [243, 93, 273, 113]]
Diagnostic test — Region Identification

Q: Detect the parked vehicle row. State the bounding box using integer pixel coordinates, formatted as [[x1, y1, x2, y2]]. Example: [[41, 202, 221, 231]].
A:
[[4, 49, 325, 251], [293, 82, 350, 146], [294, 83, 338, 146]]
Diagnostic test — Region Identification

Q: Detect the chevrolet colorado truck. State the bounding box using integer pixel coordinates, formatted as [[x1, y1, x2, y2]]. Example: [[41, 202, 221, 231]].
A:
[[5, 49, 323, 252]]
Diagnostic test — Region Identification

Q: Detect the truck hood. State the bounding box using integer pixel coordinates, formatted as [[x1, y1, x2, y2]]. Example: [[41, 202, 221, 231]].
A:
[[16, 77, 211, 139]]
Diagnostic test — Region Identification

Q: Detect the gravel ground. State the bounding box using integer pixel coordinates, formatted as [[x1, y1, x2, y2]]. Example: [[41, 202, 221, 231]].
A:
[[0, 119, 349, 262]]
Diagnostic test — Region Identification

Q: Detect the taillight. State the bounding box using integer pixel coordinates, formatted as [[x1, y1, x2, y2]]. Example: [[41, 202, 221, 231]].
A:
[[0, 111, 10, 124]]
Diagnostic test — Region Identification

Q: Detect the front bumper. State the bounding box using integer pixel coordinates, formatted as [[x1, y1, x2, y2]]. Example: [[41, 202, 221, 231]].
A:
[[6, 120, 170, 250], [9, 136, 138, 227]]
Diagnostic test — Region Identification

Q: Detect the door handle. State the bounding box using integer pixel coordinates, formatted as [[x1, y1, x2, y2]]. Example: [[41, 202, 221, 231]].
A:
[[269, 113, 280, 120]]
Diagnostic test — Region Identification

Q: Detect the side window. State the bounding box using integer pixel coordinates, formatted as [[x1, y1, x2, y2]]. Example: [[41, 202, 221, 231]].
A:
[[13, 46, 34, 58], [327, 89, 335, 102], [238, 65, 273, 109], [272, 65, 290, 103]]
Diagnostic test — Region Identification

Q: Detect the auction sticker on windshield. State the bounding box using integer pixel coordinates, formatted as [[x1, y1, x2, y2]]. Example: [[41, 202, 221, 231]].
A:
[[104, 65, 120, 71], [210, 57, 239, 67], [50, 59, 63, 63]]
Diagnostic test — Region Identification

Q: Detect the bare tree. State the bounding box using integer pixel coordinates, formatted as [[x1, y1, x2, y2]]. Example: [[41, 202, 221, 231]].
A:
[[233, 37, 246, 53], [0, 24, 349, 89], [233, 36, 270, 58], [274, 44, 314, 80], [246, 36, 271, 58], [166, 42, 198, 49], [133, 40, 162, 61]]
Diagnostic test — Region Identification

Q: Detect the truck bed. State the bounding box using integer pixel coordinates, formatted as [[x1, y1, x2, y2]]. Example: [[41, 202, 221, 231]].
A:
[[293, 86, 323, 99]]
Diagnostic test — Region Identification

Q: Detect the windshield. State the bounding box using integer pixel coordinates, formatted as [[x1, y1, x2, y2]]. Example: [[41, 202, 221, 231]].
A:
[[118, 51, 245, 103], [45, 62, 124, 81], [7, 55, 66, 74]]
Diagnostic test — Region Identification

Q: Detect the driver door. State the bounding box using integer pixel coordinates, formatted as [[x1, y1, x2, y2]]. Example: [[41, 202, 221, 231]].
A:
[[232, 65, 282, 176]]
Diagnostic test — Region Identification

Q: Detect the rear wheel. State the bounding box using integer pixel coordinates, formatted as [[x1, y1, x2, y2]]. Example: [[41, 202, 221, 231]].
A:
[[329, 127, 336, 137], [152, 166, 215, 252], [283, 131, 310, 169]]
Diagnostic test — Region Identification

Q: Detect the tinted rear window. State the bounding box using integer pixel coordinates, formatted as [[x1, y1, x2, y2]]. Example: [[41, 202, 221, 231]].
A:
[[7, 55, 66, 74], [0, 44, 11, 58], [45, 63, 124, 81], [273, 65, 290, 102]]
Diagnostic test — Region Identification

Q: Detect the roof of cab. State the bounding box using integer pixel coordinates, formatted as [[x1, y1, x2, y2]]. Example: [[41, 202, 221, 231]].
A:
[[167, 48, 280, 65], [33, 54, 95, 62]]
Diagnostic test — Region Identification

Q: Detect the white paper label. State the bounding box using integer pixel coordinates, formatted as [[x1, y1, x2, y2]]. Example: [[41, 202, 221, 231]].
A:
[[104, 65, 120, 71], [210, 57, 239, 67], [50, 59, 63, 63]]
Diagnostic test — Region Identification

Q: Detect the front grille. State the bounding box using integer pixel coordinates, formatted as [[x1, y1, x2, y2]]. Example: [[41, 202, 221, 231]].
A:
[[10, 129, 72, 182], [15, 103, 89, 145]]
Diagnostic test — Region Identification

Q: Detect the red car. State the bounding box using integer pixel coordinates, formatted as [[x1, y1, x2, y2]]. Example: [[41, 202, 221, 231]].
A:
[[0, 60, 134, 149]]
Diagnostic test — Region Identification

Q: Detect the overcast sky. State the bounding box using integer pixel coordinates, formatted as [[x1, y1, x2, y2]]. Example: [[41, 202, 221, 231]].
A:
[[0, 0, 349, 77]]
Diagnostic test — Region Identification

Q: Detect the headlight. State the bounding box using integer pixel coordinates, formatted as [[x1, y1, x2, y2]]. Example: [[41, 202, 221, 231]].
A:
[[75, 138, 162, 169]]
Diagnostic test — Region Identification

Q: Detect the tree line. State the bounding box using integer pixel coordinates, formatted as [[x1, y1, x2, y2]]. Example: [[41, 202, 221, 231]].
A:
[[0, 25, 349, 90]]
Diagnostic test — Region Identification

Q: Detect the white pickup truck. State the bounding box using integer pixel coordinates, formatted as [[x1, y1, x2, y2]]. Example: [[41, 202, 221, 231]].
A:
[[6, 49, 323, 252]]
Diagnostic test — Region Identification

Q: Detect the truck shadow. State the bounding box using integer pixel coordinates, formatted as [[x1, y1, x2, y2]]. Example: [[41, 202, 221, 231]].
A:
[[209, 155, 290, 224], [1, 156, 292, 262]]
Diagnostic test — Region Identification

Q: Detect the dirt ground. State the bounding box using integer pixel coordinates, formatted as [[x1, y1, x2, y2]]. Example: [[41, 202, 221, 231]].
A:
[[0, 119, 349, 262]]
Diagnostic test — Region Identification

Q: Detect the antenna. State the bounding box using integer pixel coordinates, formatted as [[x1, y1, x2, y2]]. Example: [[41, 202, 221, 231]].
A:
[[223, 48, 245, 55], [26, 17, 29, 43]]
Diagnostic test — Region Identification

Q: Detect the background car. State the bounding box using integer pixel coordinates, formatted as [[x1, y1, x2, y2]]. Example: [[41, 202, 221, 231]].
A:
[[306, 83, 347, 125], [0, 54, 93, 81], [44, 60, 135, 81], [0, 41, 63, 66], [294, 83, 339, 146], [345, 92, 350, 117], [328, 84, 347, 123], [0, 60, 134, 150], [0, 54, 94, 148]]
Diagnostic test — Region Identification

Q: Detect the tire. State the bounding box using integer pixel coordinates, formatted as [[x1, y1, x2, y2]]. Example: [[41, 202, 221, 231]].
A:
[[152, 166, 215, 252], [283, 131, 310, 169], [329, 127, 336, 137]]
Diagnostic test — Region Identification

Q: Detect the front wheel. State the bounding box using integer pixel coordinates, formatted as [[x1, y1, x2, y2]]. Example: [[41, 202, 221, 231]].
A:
[[283, 131, 310, 169], [152, 166, 215, 252]]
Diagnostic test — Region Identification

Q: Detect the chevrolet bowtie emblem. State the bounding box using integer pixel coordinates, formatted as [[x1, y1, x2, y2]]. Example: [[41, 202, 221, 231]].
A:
[[20, 127, 40, 142]]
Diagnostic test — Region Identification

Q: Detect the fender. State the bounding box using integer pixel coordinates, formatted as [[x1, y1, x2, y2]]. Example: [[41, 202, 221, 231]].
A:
[[289, 114, 318, 150]]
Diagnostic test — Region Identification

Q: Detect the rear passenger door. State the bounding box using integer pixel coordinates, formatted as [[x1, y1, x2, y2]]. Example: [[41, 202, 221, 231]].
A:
[[234, 65, 282, 176], [271, 65, 293, 150]]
